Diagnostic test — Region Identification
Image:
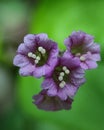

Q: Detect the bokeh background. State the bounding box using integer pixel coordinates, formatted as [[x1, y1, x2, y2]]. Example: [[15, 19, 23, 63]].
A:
[[0, 0, 104, 130]]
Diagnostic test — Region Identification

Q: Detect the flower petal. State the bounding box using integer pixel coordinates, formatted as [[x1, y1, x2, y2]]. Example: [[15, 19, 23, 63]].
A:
[[24, 34, 35, 45], [88, 43, 100, 53], [65, 84, 78, 98], [86, 60, 98, 69], [71, 68, 85, 79], [71, 77, 86, 86], [33, 90, 73, 111], [57, 89, 67, 100], [47, 85, 57, 96], [17, 43, 30, 54], [63, 50, 73, 58], [33, 64, 52, 78], [33, 66, 45, 78], [19, 64, 35, 76], [42, 78, 56, 90], [91, 54, 101, 61], [13, 54, 29, 67], [64, 38, 72, 50], [36, 33, 48, 41], [80, 62, 88, 70]]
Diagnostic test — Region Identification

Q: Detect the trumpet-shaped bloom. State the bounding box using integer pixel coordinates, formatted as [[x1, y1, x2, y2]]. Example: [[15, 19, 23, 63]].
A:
[[42, 56, 85, 100], [64, 31, 100, 69], [13, 33, 59, 78]]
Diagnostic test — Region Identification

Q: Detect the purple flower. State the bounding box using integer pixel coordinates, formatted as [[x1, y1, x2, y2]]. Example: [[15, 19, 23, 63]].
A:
[[64, 31, 101, 70], [42, 56, 85, 100], [13, 33, 59, 78], [33, 90, 73, 111]]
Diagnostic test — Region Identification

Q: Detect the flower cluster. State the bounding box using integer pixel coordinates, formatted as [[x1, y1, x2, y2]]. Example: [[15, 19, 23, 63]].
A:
[[13, 31, 100, 111]]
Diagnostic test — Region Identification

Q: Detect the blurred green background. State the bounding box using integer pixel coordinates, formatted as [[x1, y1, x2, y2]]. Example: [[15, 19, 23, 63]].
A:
[[0, 0, 104, 130]]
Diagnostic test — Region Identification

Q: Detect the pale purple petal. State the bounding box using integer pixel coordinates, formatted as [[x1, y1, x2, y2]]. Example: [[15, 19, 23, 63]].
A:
[[88, 43, 100, 53], [44, 64, 55, 76], [57, 89, 67, 100], [47, 86, 57, 96], [42, 78, 57, 96], [74, 67, 85, 74], [80, 62, 88, 70], [71, 68, 86, 86], [72, 71, 85, 79], [24, 33, 48, 49], [33, 66, 45, 78], [71, 31, 86, 43], [13, 54, 29, 67], [24, 34, 35, 44], [36, 33, 48, 41], [17, 43, 30, 54], [47, 57, 58, 72], [42, 78, 57, 90], [85, 52, 101, 61], [65, 84, 78, 98], [47, 45, 59, 66], [72, 31, 94, 44], [19, 64, 35, 76], [86, 60, 98, 69], [63, 50, 73, 58], [91, 54, 101, 61], [64, 38, 72, 50], [84, 34, 94, 44], [71, 77, 86, 86], [83, 41, 93, 50], [33, 64, 54, 78], [71, 68, 85, 79]]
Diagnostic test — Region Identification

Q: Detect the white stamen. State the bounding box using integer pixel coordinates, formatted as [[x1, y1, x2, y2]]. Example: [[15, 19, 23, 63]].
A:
[[62, 81, 66, 86], [62, 66, 67, 71], [75, 53, 81, 57], [59, 82, 64, 88], [38, 46, 43, 52], [59, 81, 66, 88], [60, 72, 65, 76], [58, 76, 63, 81], [28, 52, 36, 59], [41, 48, 46, 54], [35, 59, 39, 64], [38, 46, 46, 54], [65, 69, 70, 74], [28, 52, 33, 57], [36, 56, 40, 61], [32, 54, 36, 59], [80, 56, 86, 61]]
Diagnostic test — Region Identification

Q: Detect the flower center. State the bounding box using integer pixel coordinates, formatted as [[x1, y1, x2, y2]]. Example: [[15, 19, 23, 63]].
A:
[[53, 66, 70, 88], [71, 43, 87, 56], [71, 45, 86, 62], [27, 46, 48, 66]]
